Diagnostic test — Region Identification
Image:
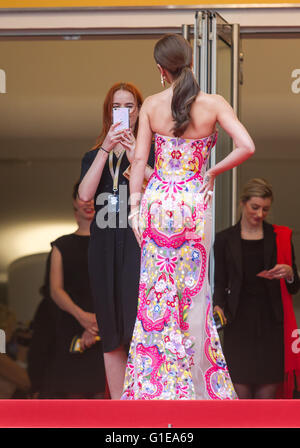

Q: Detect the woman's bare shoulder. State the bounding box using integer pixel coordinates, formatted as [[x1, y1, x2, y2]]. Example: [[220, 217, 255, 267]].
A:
[[195, 92, 227, 107], [142, 89, 170, 110]]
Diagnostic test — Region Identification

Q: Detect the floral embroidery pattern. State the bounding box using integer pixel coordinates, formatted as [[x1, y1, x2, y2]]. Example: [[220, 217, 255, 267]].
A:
[[204, 298, 236, 399], [156, 254, 178, 274], [122, 132, 237, 400]]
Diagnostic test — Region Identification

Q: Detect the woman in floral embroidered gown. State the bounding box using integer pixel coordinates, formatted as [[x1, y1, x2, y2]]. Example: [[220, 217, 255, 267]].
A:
[[122, 34, 255, 400]]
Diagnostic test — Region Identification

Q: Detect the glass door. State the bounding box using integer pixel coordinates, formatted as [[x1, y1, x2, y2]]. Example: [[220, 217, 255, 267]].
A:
[[192, 10, 240, 285], [211, 13, 238, 234]]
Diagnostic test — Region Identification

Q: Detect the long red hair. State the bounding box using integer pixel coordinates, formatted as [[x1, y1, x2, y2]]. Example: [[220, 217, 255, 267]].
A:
[[91, 82, 143, 150]]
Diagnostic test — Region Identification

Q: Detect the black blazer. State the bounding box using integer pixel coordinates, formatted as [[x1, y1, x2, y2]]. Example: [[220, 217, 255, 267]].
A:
[[212, 221, 300, 324]]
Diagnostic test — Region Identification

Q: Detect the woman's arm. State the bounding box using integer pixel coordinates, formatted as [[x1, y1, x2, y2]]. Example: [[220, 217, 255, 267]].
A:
[[202, 96, 255, 201], [50, 246, 98, 335], [145, 164, 155, 181], [213, 95, 255, 174], [129, 100, 153, 209], [128, 100, 153, 245], [123, 163, 154, 187], [272, 243, 300, 295], [288, 244, 300, 294], [78, 149, 109, 202], [78, 123, 125, 202]]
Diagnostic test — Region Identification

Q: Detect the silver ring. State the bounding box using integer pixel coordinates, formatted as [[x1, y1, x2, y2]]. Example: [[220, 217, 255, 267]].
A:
[[207, 191, 213, 196]]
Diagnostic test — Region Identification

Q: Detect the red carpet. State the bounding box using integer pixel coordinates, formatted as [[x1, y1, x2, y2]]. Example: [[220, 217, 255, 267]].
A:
[[0, 400, 299, 428]]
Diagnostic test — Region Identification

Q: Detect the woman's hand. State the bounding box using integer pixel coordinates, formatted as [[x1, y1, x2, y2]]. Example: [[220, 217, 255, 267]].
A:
[[121, 129, 136, 163], [101, 122, 127, 152], [130, 213, 142, 247], [200, 171, 215, 206], [263, 264, 294, 281], [80, 330, 98, 351], [213, 305, 227, 325], [75, 310, 99, 336]]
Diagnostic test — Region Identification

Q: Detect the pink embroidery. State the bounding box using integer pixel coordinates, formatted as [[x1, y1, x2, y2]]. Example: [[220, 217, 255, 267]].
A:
[[161, 180, 185, 195], [171, 150, 182, 159], [179, 243, 207, 331], [122, 131, 236, 401], [137, 283, 171, 332], [136, 344, 165, 399], [145, 225, 188, 249], [156, 254, 178, 274]]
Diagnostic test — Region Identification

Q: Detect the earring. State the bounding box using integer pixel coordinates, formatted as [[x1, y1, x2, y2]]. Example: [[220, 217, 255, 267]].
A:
[[160, 73, 165, 87]]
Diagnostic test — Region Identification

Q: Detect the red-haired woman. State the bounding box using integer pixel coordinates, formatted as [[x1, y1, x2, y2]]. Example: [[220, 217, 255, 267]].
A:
[[79, 82, 154, 399]]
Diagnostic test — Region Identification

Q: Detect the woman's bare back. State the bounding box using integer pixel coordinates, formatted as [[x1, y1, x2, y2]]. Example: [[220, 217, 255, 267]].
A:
[[146, 89, 220, 139]]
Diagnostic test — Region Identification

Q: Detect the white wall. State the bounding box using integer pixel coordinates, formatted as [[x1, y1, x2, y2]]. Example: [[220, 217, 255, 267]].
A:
[[1, 7, 300, 31]]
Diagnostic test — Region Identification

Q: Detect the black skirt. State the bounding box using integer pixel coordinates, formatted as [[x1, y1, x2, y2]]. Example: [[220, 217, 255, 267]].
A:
[[223, 239, 284, 385], [88, 222, 141, 353]]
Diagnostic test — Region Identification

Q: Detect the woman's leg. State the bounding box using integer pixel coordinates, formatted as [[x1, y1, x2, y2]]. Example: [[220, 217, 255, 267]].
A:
[[253, 383, 279, 399], [103, 345, 128, 399], [233, 383, 254, 399]]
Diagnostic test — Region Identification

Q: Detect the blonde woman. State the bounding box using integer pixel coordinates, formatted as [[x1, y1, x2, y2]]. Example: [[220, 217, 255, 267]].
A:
[[213, 178, 300, 399]]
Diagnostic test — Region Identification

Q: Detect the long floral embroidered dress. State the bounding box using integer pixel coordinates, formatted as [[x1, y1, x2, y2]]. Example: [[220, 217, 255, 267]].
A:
[[121, 132, 237, 400]]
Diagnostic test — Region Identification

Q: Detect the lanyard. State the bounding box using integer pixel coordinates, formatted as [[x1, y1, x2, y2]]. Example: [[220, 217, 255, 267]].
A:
[[109, 149, 125, 194]]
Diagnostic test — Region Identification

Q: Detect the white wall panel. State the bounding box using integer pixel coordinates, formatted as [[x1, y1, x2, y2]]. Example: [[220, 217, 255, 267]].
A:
[[1, 7, 300, 31]]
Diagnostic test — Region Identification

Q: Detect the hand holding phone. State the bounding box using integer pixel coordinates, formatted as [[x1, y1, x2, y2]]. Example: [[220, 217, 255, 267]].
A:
[[112, 107, 130, 131], [257, 264, 293, 280]]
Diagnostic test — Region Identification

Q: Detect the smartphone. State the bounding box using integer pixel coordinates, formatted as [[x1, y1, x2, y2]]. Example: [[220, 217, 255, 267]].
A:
[[257, 270, 270, 278], [112, 107, 130, 131]]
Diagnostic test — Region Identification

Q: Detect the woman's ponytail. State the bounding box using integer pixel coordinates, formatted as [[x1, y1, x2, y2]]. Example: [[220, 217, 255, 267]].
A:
[[171, 66, 199, 137], [154, 34, 200, 137]]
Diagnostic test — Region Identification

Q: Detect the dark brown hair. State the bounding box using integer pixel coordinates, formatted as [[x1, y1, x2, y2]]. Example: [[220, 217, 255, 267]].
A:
[[72, 180, 80, 201], [92, 82, 143, 150], [240, 178, 273, 204], [154, 34, 200, 137]]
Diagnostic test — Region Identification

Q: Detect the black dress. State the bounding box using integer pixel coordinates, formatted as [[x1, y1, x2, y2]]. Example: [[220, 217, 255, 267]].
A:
[[222, 238, 284, 385], [80, 148, 154, 353], [50, 234, 106, 396], [28, 253, 59, 398]]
